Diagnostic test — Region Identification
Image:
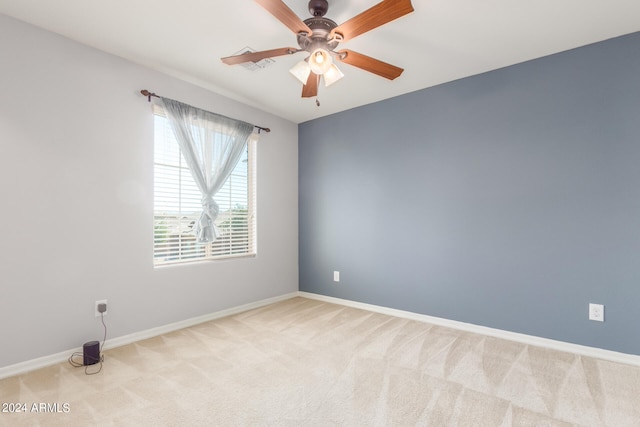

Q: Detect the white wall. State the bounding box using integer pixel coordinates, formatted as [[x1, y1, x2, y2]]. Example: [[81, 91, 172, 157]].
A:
[[0, 14, 299, 368]]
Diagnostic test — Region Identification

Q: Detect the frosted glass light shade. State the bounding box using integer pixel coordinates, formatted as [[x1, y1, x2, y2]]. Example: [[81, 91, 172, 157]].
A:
[[308, 49, 333, 75], [323, 64, 344, 87], [289, 60, 311, 84]]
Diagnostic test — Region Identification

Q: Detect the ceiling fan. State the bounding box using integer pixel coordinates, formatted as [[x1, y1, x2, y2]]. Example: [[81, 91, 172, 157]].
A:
[[221, 0, 414, 98]]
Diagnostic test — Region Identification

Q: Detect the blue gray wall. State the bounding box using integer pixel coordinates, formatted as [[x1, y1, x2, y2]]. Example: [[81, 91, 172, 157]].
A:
[[299, 32, 640, 355]]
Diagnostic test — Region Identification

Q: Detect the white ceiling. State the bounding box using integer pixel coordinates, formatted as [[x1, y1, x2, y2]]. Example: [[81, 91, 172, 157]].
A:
[[1, 0, 638, 123]]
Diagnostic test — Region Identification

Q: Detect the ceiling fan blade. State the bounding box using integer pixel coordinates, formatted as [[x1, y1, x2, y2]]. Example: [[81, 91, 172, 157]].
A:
[[255, 0, 313, 36], [336, 49, 404, 80], [301, 72, 320, 98], [330, 0, 414, 42], [221, 47, 298, 65]]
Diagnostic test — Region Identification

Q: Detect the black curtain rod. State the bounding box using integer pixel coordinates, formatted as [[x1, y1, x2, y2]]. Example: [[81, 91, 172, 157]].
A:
[[140, 90, 270, 133]]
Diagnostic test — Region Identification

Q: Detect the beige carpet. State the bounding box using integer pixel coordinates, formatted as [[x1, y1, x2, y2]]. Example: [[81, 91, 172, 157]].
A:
[[1, 297, 639, 426]]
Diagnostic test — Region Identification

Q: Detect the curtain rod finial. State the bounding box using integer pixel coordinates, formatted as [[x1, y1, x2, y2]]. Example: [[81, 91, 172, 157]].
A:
[[140, 89, 156, 102]]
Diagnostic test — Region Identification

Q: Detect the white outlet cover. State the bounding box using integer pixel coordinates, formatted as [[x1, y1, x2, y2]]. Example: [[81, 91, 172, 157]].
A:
[[95, 299, 108, 317], [589, 303, 604, 322], [333, 271, 340, 282]]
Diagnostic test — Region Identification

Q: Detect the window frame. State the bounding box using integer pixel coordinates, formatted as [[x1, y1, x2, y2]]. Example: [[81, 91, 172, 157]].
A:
[[152, 105, 257, 266]]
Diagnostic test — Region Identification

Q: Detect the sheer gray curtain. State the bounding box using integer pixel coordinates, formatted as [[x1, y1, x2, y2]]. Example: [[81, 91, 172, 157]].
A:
[[161, 97, 255, 244]]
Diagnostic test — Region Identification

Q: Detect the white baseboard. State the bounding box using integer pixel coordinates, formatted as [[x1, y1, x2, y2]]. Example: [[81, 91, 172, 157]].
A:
[[298, 291, 640, 367], [4, 290, 637, 380], [0, 292, 298, 380], [102, 292, 298, 351]]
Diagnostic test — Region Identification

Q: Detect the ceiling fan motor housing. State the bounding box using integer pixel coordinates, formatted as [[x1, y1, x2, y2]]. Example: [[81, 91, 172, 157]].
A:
[[298, 17, 339, 52]]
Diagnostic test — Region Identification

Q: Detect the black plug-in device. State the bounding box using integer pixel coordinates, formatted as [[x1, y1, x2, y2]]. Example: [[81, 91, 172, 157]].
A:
[[83, 341, 100, 366]]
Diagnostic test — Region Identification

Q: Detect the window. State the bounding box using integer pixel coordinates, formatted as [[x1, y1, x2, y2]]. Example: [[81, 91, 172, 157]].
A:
[[153, 106, 256, 265]]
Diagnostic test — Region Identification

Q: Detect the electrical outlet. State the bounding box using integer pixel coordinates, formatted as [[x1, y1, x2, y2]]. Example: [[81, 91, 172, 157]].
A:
[[589, 303, 604, 322], [333, 271, 340, 282], [95, 300, 108, 317]]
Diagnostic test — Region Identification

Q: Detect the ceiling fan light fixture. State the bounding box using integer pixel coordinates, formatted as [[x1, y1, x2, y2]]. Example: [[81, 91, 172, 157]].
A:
[[308, 48, 333, 75], [289, 60, 311, 84], [323, 64, 344, 87], [221, 0, 414, 100]]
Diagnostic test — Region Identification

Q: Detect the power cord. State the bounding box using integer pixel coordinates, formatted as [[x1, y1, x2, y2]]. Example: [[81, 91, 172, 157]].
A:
[[68, 312, 108, 375]]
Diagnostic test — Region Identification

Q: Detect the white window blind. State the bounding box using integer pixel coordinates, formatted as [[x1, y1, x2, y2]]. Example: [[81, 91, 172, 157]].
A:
[[153, 105, 256, 265]]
